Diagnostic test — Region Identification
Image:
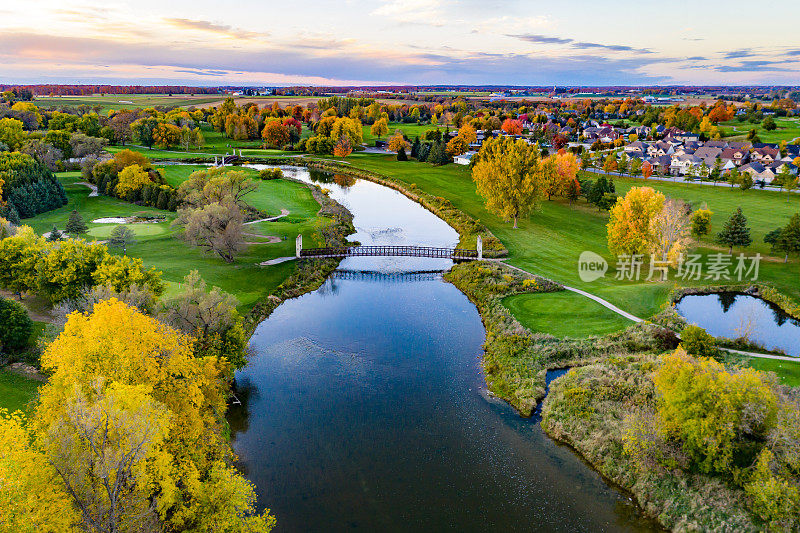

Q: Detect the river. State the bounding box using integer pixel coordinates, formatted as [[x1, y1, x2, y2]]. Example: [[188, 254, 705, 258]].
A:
[[229, 166, 659, 532]]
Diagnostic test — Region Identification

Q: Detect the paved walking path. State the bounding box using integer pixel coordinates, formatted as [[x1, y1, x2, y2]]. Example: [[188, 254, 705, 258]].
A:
[[77, 182, 98, 197], [494, 260, 797, 362], [244, 208, 290, 225]]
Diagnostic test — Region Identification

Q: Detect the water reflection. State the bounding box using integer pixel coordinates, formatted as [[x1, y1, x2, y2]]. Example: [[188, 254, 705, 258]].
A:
[[233, 165, 659, 532], [677, 293, 800, 356]]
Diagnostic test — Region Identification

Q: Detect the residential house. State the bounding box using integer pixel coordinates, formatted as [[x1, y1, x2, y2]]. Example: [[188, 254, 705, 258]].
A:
[[453, 151, 476, 165], [720, 147, 750, 166], [752, 147, 780, 164], [670, 154, 704, 176]]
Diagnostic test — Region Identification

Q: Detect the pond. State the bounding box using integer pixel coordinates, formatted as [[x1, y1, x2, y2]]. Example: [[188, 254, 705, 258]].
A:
[[230, 165, 659, 532], [676, 293, 800, 357]]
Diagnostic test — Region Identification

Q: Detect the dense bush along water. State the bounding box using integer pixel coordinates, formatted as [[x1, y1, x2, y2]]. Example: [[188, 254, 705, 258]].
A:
[[230, 166, 659, 532]]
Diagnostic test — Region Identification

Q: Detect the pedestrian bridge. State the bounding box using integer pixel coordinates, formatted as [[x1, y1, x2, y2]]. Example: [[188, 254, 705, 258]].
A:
[[299, 245, 481, 260], [294, 234, 485, 261]]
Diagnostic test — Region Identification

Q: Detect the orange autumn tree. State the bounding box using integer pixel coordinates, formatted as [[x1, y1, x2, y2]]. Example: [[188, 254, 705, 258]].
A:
[[501, 118, 523, 135], [387, 130, 409, 153], [333, 135, 353, 157]]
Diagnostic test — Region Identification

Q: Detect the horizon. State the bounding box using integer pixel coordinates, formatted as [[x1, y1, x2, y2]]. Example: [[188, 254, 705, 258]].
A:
[[2, 0, 799, 86]]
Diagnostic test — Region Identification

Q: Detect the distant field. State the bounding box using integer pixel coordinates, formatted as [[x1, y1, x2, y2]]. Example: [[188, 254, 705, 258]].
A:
[[719, 117, 800, 143], [362, 121, 443, 144], [33, 94, 221, 111]]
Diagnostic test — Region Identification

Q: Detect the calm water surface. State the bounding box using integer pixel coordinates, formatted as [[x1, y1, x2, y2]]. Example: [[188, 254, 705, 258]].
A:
[[677, 293, 800, 357], [231, 166, 659, 532]]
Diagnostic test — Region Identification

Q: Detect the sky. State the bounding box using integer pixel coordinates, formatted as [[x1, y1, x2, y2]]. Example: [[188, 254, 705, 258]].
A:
[[1, 0, 799, 86]]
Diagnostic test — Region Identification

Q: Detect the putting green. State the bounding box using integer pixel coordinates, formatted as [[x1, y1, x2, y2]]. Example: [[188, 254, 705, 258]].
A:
[[87, 223, 167, 238]]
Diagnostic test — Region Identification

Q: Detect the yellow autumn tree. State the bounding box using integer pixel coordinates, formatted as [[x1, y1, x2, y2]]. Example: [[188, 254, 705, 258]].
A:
[[370, 117, 389, 140], [27, 299, 275, 532], [115, 164, 151, 198], [387, 130, 409, 152], [0, 409, 81, 532], [649, 198, 691, 270], [607, 186, 666, 256], [472, 136, 544, 228]]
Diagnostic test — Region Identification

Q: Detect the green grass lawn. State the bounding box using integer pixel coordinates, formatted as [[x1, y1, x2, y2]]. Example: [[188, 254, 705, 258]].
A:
[[503, 291, 634, 337], [748, 357, 800, 387], [719, 117, 800, 143], [0, 369, 41, 413], [362, 121, 442, 145], [24, 167, 326, 313], [321, 153, 800, 324]]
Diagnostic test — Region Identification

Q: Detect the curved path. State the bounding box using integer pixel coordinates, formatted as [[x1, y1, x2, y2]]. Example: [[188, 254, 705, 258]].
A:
[[77, 181, 98, 197], [244, 208, 290, 225], [495, 260, 797, 362]]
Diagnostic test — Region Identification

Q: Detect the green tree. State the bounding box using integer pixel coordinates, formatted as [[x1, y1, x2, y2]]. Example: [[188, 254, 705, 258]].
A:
[[46, 224, 63, 242], [0, 296, 34, 351], [65, 210, 88, 236], [108, 225, 136, 253], [762, 116, 777, 131], [158, 270, 248, 369], [774, 213, 800, 262], [716, 207, 752, 253], [739, 171, 754, 191]]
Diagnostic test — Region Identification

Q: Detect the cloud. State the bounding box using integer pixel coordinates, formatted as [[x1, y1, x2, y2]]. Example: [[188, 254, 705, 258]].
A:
[[507, 34, 652, 53], [0, 31, 672, 85], [681, 37, 704, 41], [163, 18, 266, 40], [686, 56, 706, 61], [572, 41, 652, 54], [371, 0, 446, 25], [715, 60, 794, 72], [786, 50, 800, 56], [723, 49, 754, 59], [508, 34, 572, 45]]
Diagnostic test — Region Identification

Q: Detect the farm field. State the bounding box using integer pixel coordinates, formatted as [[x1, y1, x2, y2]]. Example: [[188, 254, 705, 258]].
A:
[[32, 94, 221, 111]]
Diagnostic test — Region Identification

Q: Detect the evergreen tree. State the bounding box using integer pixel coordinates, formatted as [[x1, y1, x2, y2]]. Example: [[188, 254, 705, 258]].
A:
[[775, 213, 800, 263], [427, 141, 444, 165], [46, 225, 62, 242], [410, 137, 420, 159], [716, 207, 752, 253], [397, 147, 408, 161], [108, 225, 136, 253], [418, 142, 431, 162], [65, 209, 88, 236]]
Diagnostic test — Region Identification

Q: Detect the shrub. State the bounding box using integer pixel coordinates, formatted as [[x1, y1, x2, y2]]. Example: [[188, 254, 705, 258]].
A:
[[680, 324, 719, 359], [258, 168, 283, 180], [0, 296, 33, 351]]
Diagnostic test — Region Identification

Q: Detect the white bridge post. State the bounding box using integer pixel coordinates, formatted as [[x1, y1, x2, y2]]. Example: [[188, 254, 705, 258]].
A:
[[296, 234, 302, 258], [477, 235, 483, 261]]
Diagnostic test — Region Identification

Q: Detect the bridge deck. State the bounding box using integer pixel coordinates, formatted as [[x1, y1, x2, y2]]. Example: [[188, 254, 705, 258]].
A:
[[300, 245, 478, 259]]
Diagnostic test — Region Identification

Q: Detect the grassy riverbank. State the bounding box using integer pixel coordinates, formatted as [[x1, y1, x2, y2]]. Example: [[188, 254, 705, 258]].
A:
[[27, 168, 329, 313], [444, 261, 680, 416], [0, 369, 41, 413]]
